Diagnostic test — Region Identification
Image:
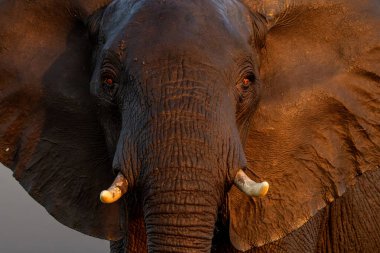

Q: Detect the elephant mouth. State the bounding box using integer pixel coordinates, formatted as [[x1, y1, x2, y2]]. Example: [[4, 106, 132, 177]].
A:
[[99, 170, 269, 204]]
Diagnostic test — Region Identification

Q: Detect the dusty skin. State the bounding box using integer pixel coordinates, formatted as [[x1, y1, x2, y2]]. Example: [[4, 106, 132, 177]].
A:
[[0, 0, 379, 252]]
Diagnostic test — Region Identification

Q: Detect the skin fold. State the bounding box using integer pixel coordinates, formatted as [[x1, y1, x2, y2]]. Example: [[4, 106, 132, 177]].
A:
[[0, 0, 379, 252]]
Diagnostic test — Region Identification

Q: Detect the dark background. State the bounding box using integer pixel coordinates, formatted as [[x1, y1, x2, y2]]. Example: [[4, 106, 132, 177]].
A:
[[0, 163, 108, 253]]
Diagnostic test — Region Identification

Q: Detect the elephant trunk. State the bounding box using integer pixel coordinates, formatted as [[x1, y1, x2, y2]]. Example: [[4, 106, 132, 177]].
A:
[[138, 85, 232, 251], [117, 74, 245, 251], [143, 167, 221, 253]]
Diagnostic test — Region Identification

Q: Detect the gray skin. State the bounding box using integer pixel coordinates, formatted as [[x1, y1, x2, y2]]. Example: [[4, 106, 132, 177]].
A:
[[92, 1, 255, 251], [0, 0, 379, 252]]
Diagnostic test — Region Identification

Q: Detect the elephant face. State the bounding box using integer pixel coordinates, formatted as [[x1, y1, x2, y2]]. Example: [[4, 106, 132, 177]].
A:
[[90, 0, 259, 176], [88, 1, 265, 250], [0, 0, 379, 252]]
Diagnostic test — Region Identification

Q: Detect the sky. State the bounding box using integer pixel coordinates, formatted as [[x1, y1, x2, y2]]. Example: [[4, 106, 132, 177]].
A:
[[0, 163, 108, 253]]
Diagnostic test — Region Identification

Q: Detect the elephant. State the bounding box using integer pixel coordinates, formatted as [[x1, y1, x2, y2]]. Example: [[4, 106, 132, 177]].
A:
[[0, 0, 379, 252]]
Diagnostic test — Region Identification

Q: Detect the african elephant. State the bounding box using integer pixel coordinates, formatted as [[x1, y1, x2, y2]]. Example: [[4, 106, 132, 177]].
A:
[[0, 0, 379, 252]]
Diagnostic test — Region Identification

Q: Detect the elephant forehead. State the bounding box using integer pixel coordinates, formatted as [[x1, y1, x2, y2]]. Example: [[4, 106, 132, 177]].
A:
[[101, 0, 253, 61]]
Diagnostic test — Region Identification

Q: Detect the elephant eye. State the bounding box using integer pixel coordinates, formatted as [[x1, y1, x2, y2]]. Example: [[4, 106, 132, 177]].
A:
[[100, 51, 122, 98], [101, 74, 119, 98], [105, 78, 114, 86], [235, 73, 257, 104], [103, 77, 117, 90], [241, 74, 256, 90]]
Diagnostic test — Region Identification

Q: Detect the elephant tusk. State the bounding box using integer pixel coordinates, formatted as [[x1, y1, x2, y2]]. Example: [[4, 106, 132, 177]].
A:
[[234, 169, 269, 197], [100, 172, 129, 203]]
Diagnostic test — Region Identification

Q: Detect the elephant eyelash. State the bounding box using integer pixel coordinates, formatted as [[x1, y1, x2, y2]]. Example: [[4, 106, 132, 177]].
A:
[[100, 53, 122, 84], [101, 50, 122, 72], [101, 59, 121, 78]]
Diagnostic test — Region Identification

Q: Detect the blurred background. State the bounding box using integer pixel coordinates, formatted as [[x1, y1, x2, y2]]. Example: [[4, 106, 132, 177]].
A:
[[0, 163, 108, 253]]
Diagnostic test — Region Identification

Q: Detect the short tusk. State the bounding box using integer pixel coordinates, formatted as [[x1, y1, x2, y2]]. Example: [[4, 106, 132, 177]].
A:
[[100, 172, 129, 204], [234, 169, 269, 197]]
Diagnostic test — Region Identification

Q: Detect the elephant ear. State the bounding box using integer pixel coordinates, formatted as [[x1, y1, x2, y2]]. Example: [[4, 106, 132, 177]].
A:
[[229, 1, 380, 251], [0, 0, 124, 240]]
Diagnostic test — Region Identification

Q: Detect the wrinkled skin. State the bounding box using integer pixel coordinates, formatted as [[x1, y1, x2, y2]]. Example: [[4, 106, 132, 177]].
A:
[[0, 0, 379, 252]]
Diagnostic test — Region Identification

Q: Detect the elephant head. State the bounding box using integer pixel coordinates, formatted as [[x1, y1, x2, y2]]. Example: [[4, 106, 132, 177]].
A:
[[0, 0, 379, 252]]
